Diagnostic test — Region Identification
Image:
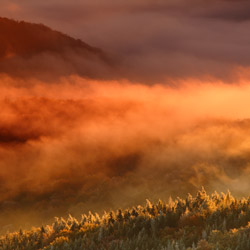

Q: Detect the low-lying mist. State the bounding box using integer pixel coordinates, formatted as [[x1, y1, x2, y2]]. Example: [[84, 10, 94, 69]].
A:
[[1, 75, 250, 233]]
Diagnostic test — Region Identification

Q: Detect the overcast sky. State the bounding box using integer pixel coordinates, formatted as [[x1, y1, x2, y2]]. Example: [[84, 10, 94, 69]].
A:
[[1, 0, 250, 82]]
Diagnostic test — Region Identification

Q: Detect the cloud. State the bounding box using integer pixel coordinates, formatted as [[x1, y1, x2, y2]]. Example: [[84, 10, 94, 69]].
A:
[[6, 3, 20, 13], [1, 76, 250, 231]]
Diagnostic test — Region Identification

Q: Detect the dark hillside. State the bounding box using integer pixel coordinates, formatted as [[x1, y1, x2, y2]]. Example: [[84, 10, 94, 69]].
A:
[[0, 17, 113, 80]]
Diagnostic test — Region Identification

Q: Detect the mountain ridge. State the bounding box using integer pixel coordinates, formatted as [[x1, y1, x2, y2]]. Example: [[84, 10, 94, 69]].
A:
[[0, 17, 114, 80], [0, 17, 104, 59]]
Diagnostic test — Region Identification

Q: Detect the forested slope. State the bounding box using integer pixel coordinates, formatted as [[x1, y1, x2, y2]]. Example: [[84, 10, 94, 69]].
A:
[[1, 188, 250, 250]]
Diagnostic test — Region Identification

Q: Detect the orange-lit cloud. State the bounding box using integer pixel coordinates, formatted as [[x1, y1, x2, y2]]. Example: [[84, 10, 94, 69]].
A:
[[1, 74, 250, 232], [1, 11, 250, 233], [6, 3, 20, 13]]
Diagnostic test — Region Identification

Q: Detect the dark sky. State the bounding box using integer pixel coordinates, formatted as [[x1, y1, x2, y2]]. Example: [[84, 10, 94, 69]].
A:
[[1, 0, 250, 82]]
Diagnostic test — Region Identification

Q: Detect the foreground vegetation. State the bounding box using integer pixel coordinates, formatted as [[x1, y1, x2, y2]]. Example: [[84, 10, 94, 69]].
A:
[[2, 188, 250, 249]]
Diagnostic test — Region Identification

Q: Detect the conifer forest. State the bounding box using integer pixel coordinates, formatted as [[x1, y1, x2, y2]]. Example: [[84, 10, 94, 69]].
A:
[[2, 189, 250, 250]]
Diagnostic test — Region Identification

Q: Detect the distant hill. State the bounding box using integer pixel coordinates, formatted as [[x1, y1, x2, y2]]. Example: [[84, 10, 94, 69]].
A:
[[0, 17, 103, 58], [0, 17, 114, 80], [1, 189, 250, 250]]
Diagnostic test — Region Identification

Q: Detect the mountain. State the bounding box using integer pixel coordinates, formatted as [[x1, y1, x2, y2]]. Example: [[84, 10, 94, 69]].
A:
[[0, 17, 114, 80]]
